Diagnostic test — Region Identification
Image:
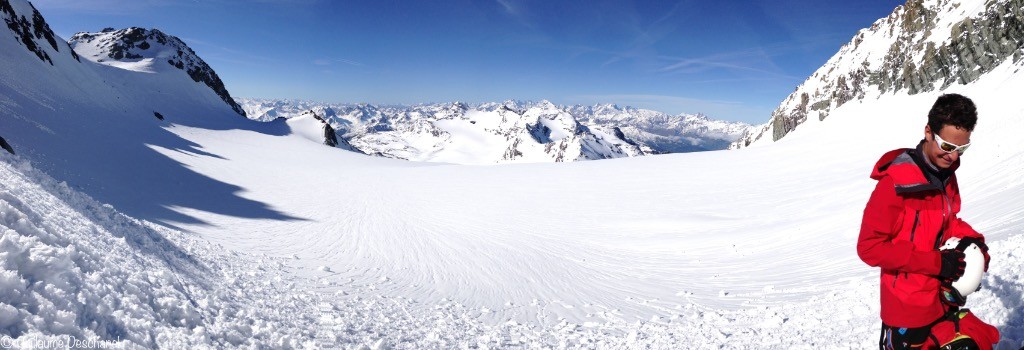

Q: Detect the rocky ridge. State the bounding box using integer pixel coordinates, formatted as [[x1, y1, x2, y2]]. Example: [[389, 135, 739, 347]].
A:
[[1, 0, 79, 65], [68, 27, 246, 117], [733, 0, 1024, 148]]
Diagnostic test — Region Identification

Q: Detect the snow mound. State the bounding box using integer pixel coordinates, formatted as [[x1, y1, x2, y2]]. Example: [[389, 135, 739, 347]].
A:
[[0, 154, 324, 348]]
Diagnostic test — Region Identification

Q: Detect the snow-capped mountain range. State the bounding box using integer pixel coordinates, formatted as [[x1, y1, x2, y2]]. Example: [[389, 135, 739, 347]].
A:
[[733, 0, 1024, 148], [238, 98, 752, 164]]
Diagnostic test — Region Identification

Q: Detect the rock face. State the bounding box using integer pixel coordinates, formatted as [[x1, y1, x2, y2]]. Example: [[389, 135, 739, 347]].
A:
[[285, 110, 362, 152], [0, 135, 14, 155], [309, 110, 340, 148], [238, 99, 752, 164], [0, 0, 79, 65], [68, 27, 246, 117], [733, 0, 1024, 149]]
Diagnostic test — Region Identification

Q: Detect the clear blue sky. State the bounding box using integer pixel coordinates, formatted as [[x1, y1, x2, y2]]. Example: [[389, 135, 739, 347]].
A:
[[33, 0, 904, 123]]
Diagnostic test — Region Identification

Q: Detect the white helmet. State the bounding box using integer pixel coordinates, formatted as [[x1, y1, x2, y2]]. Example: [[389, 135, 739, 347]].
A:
[[938, 237, 985, 301]]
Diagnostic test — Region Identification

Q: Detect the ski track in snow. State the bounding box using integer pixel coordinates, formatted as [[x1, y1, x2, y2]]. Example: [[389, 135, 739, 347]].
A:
[[4, 147, 1023, 348]]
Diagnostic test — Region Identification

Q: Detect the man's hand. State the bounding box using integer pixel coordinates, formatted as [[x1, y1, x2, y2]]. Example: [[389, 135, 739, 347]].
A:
[[938, 250, 966, 281], [956, 236, 990, 271]]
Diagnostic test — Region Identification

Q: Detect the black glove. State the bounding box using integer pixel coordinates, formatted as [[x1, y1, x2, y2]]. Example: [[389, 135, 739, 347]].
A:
[[955, 236, 988, 252], [938, 250, 966, 281], [956, 236, 990, 271]]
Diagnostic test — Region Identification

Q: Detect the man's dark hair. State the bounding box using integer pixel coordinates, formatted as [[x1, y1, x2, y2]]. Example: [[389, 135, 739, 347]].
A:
[[928, 94, 977, 134]]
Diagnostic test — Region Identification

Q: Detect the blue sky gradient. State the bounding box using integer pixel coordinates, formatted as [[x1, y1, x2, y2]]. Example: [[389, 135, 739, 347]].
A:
[[33, 0, 904, 123]]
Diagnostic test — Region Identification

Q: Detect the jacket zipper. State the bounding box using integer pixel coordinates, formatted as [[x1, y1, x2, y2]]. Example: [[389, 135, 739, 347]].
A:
[[905, 210, 920, 280], [933, 192, 951, 250], [909, 210, 920, 242]]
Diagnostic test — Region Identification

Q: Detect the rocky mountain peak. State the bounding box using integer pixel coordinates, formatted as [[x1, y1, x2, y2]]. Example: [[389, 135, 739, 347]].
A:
[[68, 27, 247, 117], [732, 0, 1024, 149], [1, 0, 79, 65]]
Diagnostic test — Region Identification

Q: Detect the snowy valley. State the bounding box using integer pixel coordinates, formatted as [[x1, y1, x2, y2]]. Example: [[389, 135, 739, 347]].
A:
[[1, 0, 1023, 348]]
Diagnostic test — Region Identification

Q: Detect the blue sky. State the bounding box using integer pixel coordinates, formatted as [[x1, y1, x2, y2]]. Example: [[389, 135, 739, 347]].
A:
[[34, 0, 904, 123]]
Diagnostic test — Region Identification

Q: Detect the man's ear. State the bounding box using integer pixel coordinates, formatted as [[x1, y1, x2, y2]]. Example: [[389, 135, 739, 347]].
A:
[[924, 125, 932, 140]]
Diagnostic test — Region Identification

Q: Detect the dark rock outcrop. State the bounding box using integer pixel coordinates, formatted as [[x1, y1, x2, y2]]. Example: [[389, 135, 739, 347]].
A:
[[310, 111, 339, 147], [612, 127, 641, 148], [1, 0, 76, 65], [322, 124, 339, 147], [0, 136, 14, 155]]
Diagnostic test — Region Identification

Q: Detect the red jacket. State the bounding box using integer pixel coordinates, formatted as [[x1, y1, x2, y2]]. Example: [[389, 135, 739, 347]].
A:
[[857, 147, 984, 328]]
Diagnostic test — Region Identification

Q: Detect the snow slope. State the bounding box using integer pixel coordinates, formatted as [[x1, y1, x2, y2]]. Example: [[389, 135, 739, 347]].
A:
[[0, 0, 280, 227], [2, 0, 1023, 348]]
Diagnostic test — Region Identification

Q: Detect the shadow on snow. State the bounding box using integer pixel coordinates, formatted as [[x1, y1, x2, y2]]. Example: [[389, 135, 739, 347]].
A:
[[0, 83, 309, 229]]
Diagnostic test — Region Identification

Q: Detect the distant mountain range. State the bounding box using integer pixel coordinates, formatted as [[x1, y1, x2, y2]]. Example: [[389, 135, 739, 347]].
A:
[[237, 98, 752, 164]]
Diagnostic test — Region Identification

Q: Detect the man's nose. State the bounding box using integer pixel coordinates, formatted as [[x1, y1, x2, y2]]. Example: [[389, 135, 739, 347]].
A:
[[947, 151, 961, 162]]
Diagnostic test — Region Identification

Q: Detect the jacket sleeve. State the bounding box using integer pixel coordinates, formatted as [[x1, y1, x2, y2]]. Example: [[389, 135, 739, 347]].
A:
[[857, 176, 942, 275], [949, 218, 982, 239]]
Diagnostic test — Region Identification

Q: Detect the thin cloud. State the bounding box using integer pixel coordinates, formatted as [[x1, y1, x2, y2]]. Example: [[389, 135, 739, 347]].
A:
[[495, 0, 536, 29], [589, 19, 833, 81], [655, 46, 801, 81], [31, 0, 174, 15], [34, 0, 320, 15], [181, 37, 277, 66], [591, 1, 688, 69], [496, 0, 519, 15], [650, 1, 688, 29], [313, 58, 364, 67], [659, 55, 770, 75], [576, 94, 745, 107], [249, 0, 320, 4]]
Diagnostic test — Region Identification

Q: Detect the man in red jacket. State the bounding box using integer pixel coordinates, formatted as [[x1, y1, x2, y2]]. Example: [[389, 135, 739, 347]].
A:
[[858, 94, 997, 350]]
